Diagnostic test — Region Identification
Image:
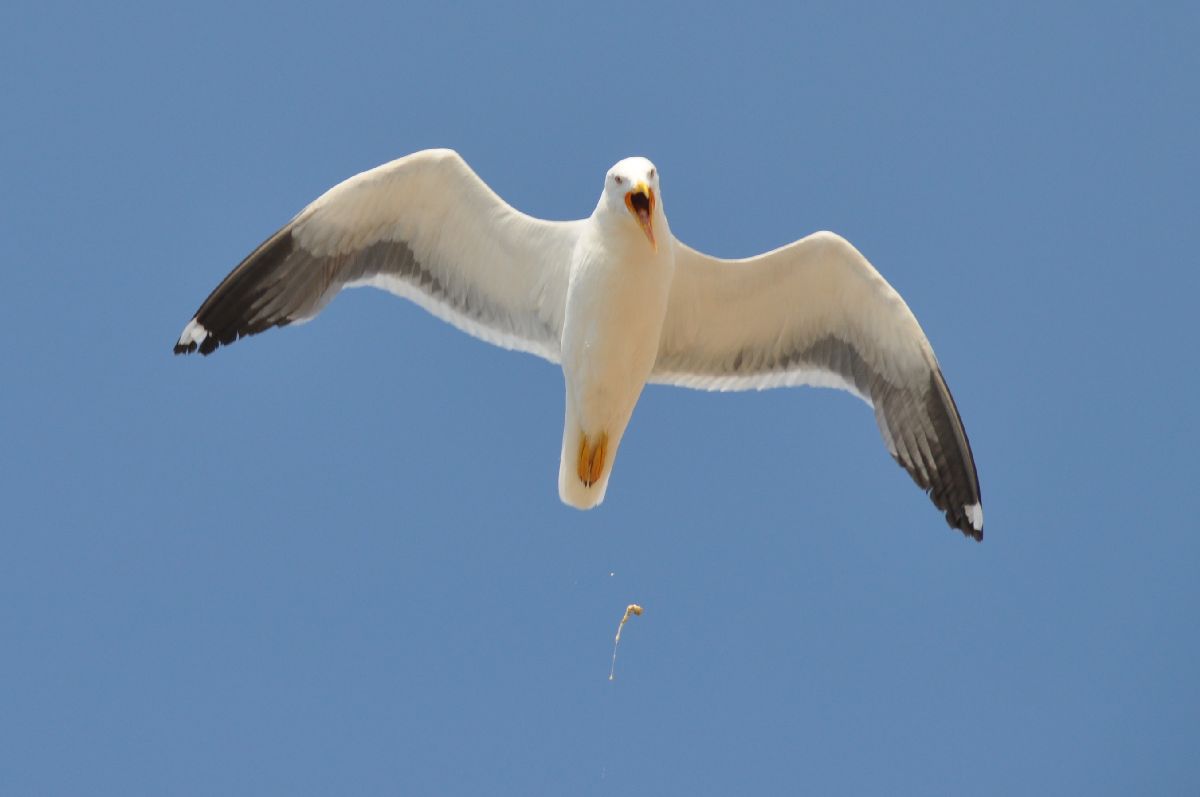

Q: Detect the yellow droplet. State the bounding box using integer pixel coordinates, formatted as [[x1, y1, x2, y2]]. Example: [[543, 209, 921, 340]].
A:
[[609, 603, 643, 681]]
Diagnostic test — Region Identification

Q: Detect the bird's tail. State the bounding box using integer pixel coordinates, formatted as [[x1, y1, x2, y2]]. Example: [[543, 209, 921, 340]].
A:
[[558, 423, 614, 510]]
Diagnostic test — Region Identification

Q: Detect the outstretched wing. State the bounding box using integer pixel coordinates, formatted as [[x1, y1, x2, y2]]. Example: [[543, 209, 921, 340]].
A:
[[174, 149, 582, 362], [654, 232, 983, 539]]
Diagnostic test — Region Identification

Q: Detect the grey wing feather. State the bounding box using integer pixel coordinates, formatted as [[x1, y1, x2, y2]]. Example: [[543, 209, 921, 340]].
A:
[[655, 233, 984, 539], [174, 149, 579, 361]]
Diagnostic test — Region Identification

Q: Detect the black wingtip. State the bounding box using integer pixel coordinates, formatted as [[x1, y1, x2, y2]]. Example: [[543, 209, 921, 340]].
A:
[[943, 505, 983, 542], [171, 226, 300, 359]]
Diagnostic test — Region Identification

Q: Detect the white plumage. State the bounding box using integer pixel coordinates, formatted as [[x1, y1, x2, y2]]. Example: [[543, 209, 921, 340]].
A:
[[174, 149, 984, 539]]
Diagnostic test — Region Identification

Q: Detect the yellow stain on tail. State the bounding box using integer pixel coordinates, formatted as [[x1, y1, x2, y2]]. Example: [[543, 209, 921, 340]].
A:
[[577, 431, 609, 487]]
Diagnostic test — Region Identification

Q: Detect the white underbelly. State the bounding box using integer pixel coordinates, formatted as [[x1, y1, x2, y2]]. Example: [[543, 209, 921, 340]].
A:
[[561, 254, 672, 433], [568, 316, 660, 431]]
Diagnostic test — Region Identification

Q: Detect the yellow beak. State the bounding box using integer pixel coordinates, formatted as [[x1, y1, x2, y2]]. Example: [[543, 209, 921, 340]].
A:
[[624, 182, 657, 251]]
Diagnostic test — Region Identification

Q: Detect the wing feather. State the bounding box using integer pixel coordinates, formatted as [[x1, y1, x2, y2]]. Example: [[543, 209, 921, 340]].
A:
[[174, 149, 581, 361], [654, 232, 983, 539]]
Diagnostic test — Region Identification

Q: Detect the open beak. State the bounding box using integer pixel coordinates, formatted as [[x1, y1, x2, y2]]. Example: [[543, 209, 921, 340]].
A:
[[624, 182, 657, 251]]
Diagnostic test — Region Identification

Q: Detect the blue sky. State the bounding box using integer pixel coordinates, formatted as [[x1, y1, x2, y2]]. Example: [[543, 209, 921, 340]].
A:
[[2, 2, 1198, 794]]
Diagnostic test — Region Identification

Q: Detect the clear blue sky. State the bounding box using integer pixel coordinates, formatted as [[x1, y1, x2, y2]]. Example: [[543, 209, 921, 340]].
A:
[[3, 2, 1197, 794]]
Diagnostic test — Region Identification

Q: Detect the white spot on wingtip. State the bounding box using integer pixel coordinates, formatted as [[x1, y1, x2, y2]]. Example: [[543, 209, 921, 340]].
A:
[[965, 502, 983, 531], [178, 318, 208, 347]]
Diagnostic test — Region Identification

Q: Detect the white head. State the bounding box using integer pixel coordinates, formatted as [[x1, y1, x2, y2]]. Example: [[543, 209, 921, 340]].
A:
[[599, 156, 662, 251]]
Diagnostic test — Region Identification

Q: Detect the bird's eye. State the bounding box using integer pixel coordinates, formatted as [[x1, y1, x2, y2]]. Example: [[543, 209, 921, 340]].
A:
[[649, 168, 656, 179], [614, 175, 624, 185]]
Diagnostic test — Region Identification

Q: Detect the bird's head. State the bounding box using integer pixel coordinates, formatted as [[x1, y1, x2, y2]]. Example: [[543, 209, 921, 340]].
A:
[[602, 157, 661, 252]]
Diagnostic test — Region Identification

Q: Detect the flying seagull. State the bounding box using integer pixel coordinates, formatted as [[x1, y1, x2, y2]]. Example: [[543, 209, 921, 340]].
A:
[[174, 149, 984, 539]]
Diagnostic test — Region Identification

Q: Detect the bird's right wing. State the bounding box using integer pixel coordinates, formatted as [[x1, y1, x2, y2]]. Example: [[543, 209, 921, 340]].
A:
[[174, 149, 583, 362]]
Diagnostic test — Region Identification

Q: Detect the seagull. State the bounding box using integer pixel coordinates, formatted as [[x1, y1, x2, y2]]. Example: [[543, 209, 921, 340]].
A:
[[174, 149, 984, 540]]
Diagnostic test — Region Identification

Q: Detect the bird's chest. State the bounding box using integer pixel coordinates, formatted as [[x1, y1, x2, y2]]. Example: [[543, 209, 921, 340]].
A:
[[561, 246, 674, 404]]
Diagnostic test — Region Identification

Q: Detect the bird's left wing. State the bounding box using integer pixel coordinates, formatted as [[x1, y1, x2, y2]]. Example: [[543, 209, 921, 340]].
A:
[[653, 232, 983, 539], [174, 149, 582, 362]]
